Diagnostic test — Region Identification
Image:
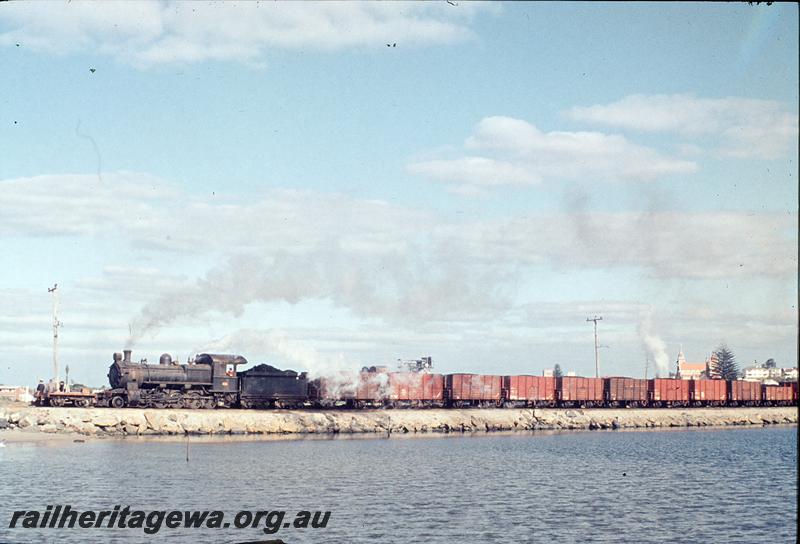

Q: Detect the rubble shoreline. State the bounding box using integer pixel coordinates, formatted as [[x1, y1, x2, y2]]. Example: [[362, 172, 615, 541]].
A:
[[0, 405, 796, 440]]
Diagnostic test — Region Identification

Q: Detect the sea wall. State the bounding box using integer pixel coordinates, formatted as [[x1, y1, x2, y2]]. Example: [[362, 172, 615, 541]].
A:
[[0, 405, 796, 438]]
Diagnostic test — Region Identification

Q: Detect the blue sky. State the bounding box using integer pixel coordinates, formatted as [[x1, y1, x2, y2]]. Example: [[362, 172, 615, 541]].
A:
[[0, 2, 797, 386]]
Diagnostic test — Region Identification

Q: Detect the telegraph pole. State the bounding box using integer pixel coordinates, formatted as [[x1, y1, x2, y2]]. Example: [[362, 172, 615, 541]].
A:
[[586, 315, 603, 378], [48, 284, 62, 389]]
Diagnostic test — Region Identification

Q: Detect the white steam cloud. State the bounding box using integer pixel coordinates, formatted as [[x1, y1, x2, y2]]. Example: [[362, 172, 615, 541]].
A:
[[638, 312, 670, 376], [197, 329, 351, 379], [125, 247, 513, 349]]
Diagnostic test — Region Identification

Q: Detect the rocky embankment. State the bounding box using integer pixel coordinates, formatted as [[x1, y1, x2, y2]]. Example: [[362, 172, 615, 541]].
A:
[[0, 405, 796, 439]]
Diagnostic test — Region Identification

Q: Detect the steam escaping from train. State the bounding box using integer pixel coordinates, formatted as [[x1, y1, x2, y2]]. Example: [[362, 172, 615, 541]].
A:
[[197, 329, 352, 380], [638, 312, 669, 376], [125, 249, 512, 349], [198, 329, 389, 399]]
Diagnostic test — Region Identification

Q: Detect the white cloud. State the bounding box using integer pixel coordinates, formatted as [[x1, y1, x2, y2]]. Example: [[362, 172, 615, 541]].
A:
[[1, 172, 794, 284], [0, 172, 428, 253], [408, 156, 541, 189], [567, 94, 799, 160], [0, 171, 795, 366], [0, 1, 488, 67], [408, 116, 697, 192], [445, 211, 797, 279]]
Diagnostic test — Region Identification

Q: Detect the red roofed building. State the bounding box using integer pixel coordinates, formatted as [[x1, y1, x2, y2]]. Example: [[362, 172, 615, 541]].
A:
[[675, 349, 718, 379]]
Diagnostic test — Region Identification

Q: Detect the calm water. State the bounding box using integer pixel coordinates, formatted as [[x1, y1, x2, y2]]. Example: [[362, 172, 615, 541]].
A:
[[0, 426, 796, 544]]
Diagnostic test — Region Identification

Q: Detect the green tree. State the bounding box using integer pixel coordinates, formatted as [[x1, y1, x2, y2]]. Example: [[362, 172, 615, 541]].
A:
[[764, 358, 776, 369], [712, 344, 739, 380], [553, 364, 563, 378]]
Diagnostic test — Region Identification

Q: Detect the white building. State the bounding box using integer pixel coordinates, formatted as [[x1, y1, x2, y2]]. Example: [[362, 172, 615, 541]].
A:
[[743, 365, 796, 383]]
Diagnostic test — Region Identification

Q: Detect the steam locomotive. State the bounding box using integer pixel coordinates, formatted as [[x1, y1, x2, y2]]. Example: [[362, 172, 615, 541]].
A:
[[98, 350, 307, 409]]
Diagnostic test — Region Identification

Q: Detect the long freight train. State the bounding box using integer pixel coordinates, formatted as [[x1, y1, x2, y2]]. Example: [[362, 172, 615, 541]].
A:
[[43, 350, 798, 409]]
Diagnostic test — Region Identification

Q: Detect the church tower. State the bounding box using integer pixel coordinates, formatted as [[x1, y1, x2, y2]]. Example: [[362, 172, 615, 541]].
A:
[[675, 346, 686, 378]]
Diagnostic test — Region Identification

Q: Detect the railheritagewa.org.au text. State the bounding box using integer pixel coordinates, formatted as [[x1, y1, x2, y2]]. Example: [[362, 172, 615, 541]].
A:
[[8, 505, 331, 535]]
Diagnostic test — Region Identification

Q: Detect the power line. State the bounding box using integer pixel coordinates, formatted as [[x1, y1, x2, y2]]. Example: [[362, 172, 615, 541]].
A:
[[586, 315, 603, 378]]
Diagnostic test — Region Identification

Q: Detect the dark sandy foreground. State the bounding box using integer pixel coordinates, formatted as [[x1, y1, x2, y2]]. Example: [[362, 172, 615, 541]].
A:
[[0, 403, 795, 441]]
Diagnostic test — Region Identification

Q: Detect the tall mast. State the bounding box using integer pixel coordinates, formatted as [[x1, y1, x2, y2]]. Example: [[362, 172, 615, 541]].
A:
[[586, 315, 603, 378], [48, 283, 62, 386]]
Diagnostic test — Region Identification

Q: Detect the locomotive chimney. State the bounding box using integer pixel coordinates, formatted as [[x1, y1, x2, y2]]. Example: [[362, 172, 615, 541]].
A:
[[123, 349, 132, 363]]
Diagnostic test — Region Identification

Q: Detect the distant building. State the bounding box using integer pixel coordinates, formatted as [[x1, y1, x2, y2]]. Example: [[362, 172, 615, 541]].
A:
[[743, 364, 798, 383], [543, 369, 554, 377], [744, 366, 780, 381], [675, 349, 717, 380]]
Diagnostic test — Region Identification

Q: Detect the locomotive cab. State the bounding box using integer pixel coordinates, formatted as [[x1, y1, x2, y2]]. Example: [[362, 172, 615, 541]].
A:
[[194, 353, 247, 394]]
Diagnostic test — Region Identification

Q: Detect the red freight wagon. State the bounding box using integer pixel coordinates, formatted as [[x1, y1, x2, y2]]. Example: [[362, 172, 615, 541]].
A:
[[445, 374, 503, 406], [650, 379, 690, 407], [353, 370, 388, 403], [763, 384, 794, 406], [557, 377, 604, 407], [605, 377, 649, 407], [690, 380, 727, 406], [387, 372, 444, 406], [729, 381, 761, 406], [503, 375, 556, 407], [312, 372, 355, 403], [313, 370, 388, 407]]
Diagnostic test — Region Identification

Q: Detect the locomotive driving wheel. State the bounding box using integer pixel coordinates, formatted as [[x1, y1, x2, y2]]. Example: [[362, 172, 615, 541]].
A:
[[110, 396, 125, 408]]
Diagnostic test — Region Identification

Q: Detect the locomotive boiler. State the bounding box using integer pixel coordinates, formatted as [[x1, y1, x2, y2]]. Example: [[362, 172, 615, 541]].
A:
[[104, 350, 245, 409]]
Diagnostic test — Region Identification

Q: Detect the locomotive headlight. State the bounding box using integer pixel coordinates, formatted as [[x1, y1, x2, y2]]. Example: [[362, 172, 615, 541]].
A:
[[222, 381, 229, 387]]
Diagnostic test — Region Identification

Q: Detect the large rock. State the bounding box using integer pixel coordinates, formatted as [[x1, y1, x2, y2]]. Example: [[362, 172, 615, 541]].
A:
[[17, 414, 38, 428], [91, 412, 121, 427], [119, 411, 147, 428]]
